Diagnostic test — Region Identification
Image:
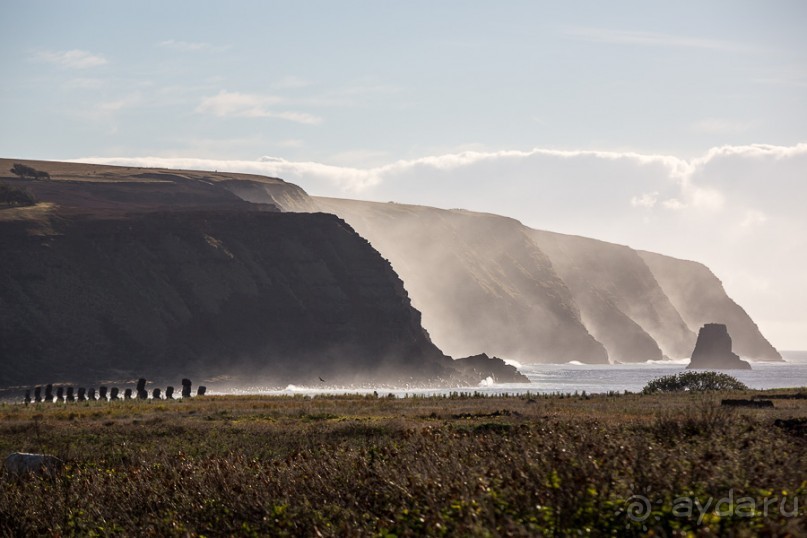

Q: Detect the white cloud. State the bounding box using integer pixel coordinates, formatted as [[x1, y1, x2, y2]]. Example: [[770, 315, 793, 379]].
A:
[[158, 39, 227, 52], [196, 90, 322, 125], [97, 93, 142, 113], [35, 49, 108, 69], [276, 139, 305, 148], [740, 209, 767, 228], [631, 192, 659, 208], [272, 76, 312, 89], [63, 77, 106, 90], [692, 118, 753, 135], [565, 27, 755, 53], [661, 198, 685, 210]]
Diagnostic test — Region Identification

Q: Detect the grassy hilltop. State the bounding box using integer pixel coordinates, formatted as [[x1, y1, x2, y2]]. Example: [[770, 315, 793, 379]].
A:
[[0, 391, 805, 536]]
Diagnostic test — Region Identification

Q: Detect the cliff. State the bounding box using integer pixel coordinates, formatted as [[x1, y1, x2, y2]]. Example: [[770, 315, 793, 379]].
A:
[[529, 230, 695, 361], [1, 158, 779, 381], [314, 197, 780, 364], [315, 198, 609, 364], [1, 159, 524, 387], [639, 251, 781, 361], [0, 210, 462, 387]]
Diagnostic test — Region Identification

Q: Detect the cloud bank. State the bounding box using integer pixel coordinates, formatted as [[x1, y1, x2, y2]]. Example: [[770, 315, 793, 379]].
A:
[[78, 142, 807, 349], [35, 49, 108, 69], [196, 90, 323, 125]]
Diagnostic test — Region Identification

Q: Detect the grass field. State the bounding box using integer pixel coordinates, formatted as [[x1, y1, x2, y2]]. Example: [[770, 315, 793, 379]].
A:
[[0, 390, 805, 536]]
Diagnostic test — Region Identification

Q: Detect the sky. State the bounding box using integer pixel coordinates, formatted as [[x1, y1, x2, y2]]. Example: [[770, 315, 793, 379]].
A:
[[1, 1, 806, 349]]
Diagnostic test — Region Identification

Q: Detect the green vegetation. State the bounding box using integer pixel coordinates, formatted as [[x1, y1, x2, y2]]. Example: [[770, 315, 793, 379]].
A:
[[0, 183, 35, 207], [0, 391, 804, 536], [642, 371, 749, 394]]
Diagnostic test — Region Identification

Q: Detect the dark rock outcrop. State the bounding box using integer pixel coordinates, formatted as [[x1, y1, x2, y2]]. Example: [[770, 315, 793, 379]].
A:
[[452, 354, 529, 383], [687, 323, 751, 370]]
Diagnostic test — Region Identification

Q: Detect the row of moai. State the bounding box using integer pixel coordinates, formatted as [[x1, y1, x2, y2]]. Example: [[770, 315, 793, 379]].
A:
[[24, 378, 206, 404]]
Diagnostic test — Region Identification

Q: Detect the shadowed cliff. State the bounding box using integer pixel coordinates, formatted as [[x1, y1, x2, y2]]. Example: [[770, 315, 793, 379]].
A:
[[1, 160, 528, 387], [0, 210, 460, 386]]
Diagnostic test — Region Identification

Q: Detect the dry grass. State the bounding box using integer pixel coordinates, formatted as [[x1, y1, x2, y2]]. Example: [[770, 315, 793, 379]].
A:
[[0, 391, 805, 536]]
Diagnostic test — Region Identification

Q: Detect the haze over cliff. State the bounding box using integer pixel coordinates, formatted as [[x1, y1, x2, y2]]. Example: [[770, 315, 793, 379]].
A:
[[1, 159, 781, 388], [313, 198, 781, 364]]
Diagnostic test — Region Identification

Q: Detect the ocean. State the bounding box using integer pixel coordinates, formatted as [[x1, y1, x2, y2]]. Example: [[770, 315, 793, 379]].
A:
[[2, 352, 804, 402], [230, 351, 807, 398]]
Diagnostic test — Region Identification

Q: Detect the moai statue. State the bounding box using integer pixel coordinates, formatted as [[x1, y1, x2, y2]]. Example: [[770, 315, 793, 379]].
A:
[[109, 387, 119, 401], [124, 388, 132, 400], [56, 387, 64, 403], [181, 378, 192, 398], [152, 388, 161, 400], [45, 384, 53, 403], [136, 378, 148, 400], [24, 390, 31, 405], [197, 386, 207, 396], [88, 388, 96, 401], [78, 388, 86, 402], [165, 386, 174, 400], [34, 386, 42, 403], [66, 387, 75, 402], [99, 386, 108, 401]]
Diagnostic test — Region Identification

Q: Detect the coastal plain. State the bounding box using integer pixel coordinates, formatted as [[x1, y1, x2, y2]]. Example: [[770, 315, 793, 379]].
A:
[[1, 390, 805, 536]]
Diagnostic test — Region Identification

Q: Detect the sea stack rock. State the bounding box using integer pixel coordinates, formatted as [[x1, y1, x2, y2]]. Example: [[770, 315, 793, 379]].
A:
[[687, 323, 752, 370]]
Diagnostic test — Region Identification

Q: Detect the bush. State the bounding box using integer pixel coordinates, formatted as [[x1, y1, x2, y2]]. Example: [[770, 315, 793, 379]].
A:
[[10, 163, 50, 181], [642, 371, 748, 394], [0, 183, 36, 207]]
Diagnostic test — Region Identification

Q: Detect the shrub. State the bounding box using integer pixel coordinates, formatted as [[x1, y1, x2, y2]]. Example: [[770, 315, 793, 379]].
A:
[[642, 371, 748, 394], [9, 163, 50, 181], [0, 183, 36, 207]]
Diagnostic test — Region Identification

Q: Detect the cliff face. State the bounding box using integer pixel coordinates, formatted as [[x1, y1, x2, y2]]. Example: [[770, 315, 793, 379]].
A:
[[315, 199, 609, 364], [529, 231, 696, 361], [0, 210, 453, 387], [1, 158, 780, 382], [314, 197, 780, 364], [639, 252, 782, 361]]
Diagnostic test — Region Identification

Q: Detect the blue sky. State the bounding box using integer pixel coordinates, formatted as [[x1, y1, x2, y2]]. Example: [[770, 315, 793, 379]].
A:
[[2, 1, 806, 349]]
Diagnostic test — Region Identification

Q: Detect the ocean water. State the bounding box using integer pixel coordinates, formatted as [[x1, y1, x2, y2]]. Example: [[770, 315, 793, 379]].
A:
[[3, 353, 804, 402], [229, 351, 807, 398]]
